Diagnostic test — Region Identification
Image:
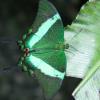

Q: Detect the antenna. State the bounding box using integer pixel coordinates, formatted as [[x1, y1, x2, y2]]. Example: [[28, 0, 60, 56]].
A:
[[64, 28, 84, 54]]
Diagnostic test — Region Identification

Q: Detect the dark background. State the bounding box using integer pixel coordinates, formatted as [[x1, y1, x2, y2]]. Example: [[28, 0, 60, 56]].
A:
[[0, 0, 88, 100]]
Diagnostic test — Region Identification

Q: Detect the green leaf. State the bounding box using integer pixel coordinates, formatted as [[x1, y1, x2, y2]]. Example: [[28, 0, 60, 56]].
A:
[[64, 0, 100, 97]]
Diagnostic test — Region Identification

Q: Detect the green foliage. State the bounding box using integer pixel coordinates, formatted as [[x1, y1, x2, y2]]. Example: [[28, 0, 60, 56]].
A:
[[64, 0, 100, 95]]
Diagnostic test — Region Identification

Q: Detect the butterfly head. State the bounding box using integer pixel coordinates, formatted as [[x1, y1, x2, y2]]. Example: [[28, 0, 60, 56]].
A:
[[65, 43, 69, 49]]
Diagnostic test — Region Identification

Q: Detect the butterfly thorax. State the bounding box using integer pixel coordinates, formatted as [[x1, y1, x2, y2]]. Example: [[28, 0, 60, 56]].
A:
[[55, 43, 69, 50]]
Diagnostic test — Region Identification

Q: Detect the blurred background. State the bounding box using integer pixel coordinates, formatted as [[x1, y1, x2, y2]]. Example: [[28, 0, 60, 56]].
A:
[[0, 0, 88, 100]]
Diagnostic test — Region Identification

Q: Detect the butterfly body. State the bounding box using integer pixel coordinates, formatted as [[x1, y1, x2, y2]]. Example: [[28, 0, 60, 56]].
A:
[[18, 40, 69, 53], [18, 41, 67, 72]]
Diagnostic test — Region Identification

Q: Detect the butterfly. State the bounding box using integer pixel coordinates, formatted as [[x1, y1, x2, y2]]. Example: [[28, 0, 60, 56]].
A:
[[17, 0, 68, 99]]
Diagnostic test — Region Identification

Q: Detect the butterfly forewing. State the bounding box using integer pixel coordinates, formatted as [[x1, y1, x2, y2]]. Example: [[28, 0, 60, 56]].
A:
[[23, 0, 66, 75]]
